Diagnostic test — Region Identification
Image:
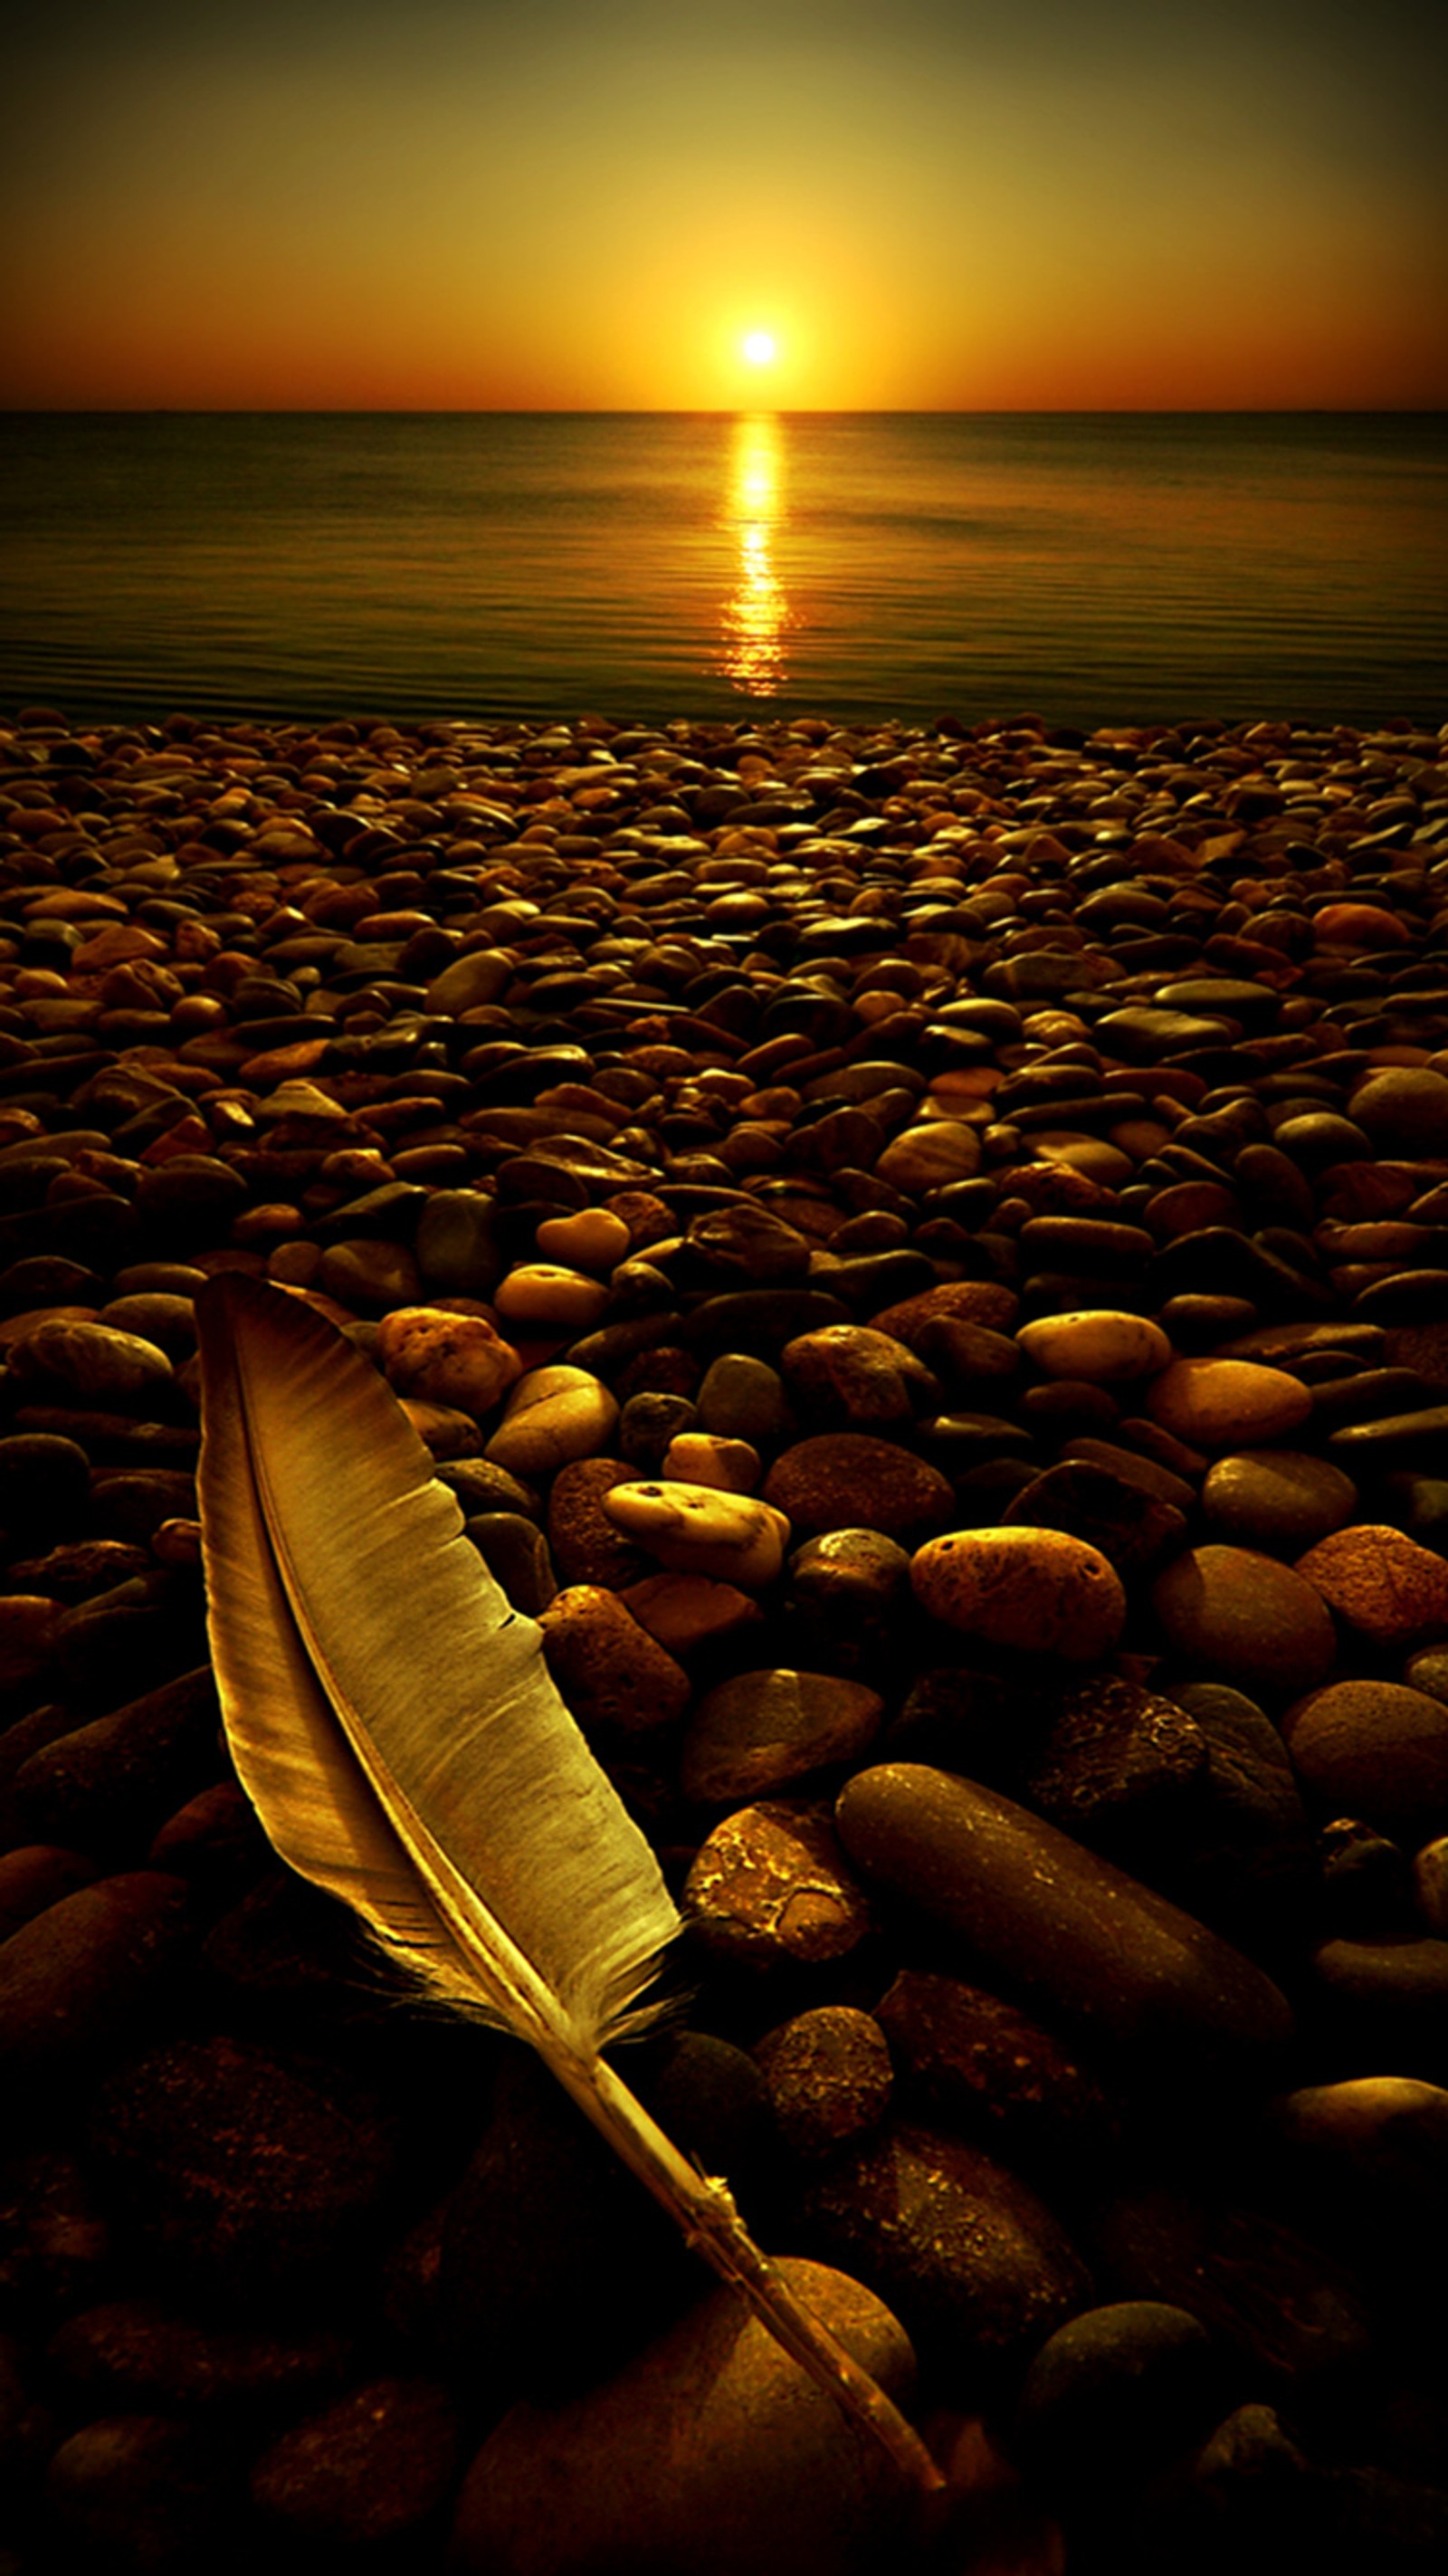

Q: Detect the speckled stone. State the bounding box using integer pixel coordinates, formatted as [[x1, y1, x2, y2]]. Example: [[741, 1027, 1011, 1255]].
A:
[[538, 1586, 691, 1734], [867, 1281, 1020, 1350], [1021, 1674, 1210, 1863], [1001, 1459, 1187, 1579], [836, 1764, 1292, 2073], [679, 1669, 885, 1804], [1147, 1359, 1314, 1451], [911, 1527, 1127, 1662], [447, 2258, 922, 2576], [1279, 1680, 1448, 1836], [1293, 1524, 1448, 1648], [763, 1434, 955, 1543], [779, 1324, 939, 1429], [1151, 1546, 1338, 1701], [753, 2007, 894, 2158], [684, 1800, 875, 1973]]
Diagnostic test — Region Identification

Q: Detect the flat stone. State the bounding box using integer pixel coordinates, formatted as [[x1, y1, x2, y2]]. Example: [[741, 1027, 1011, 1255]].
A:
[[874, 1120, 981, 1191], [911, 1527, 1127, 1662], [618, 1571, 764, 1655], [684, 1800, 875, 1973], [448, 2258, 922, 2576], [1147, 1358, 1313, 1450], [867, 1281, 1020, 1349], [1151, 1546, 1338, 1701], [1016, 1312, 1173, 1383], [680, 1669, 885, 1803], [1280, 1681, 1448, 1836], [779, 1324, 938, 1429], [1294, 1524, 1448, 1647], [835, 1764, 1292, 2075], [1001, 1459, 1186, 1578], [6, 1320, 175, 1406]]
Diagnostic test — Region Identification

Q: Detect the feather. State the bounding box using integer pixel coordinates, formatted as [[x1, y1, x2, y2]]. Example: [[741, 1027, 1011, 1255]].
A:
[[195, 1273, 943, 2498]]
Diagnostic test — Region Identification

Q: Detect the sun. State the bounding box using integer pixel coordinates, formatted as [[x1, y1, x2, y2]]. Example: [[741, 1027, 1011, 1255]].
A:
[[742, 329, 777, 368]]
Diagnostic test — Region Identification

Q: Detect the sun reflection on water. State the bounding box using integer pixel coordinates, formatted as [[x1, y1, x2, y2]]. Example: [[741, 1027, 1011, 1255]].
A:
[[719, 413, 793, 696]]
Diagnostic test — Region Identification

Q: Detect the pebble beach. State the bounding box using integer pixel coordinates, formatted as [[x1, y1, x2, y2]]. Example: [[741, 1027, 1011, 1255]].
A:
[[3, 694, 1448, 2573]]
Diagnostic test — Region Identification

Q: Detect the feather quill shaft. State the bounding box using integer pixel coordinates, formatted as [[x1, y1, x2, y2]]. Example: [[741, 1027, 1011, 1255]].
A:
[[195, 1275, 942, 2497]]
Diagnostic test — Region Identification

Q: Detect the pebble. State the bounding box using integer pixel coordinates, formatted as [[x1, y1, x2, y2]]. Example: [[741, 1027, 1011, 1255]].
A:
[[538, 1585, 691, 1734], [764, 1434, 955, 1542], [602, 1478, 789, 1588], [1293, 1523, 1448, 1647], [448, 2258, 922, 2576], [1151, 1545, 1338, 1701], [911, 1527, 1127, 1662], [1015, 1311, 1174, 1383], [1199, 1449, 1358, 1550], [684, 1799, 876, 1972], [374, 1304, 522, 1417], [679, 1668, 885, 1803], [485, 1363, 619, 1474], [1146, 1358, 1314, 1450], [1279, 1679, 1448, 1835], [875, 1971, 1117, 2180], [753, 2005, 894, 2157]]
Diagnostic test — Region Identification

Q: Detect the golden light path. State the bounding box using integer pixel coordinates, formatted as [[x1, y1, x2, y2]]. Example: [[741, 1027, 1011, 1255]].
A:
[[719, 411, 791, 697]]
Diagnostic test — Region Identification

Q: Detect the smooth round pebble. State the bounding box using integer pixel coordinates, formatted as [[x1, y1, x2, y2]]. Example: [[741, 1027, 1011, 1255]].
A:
[[1016, 1312, 1174, 1384], [1199, 1451, 1358, 1550], [1147, 1359, 1313, 1451], [492, 1264, 611, 1331], [1279, 1680, 1448, 1835]]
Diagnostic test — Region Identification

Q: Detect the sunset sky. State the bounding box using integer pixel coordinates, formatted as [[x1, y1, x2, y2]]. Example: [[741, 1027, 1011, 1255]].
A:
[[4, 0, 1445, 412]]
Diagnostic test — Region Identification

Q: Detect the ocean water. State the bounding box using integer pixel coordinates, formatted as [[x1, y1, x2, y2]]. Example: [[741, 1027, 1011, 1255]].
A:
[[1, 410, 1444, 729]]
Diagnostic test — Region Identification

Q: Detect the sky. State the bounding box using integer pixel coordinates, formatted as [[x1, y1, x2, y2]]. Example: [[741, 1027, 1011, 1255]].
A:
[[3, 0, 1445, 411]]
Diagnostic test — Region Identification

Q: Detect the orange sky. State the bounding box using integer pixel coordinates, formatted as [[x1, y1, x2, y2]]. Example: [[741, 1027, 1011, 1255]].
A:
[[4, 1, 1445, 411]]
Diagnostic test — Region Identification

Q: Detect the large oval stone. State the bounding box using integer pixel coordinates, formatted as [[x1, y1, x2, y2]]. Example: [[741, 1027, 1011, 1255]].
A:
[[1147, 1359, 1313, 1451], [835, 1764, 1292, 2074], [447, 2258, 924, 2576], [1279, 1680, 1448, 1835]]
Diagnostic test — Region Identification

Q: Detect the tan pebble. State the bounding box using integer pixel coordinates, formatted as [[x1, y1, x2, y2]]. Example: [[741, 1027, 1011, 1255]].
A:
[[1016, 1312, 1174, 1383], [447, 2258, 919, 2576], [1280, 1679, 1448, 1833], [874, 1120, 981, 1191], [1294, 1525, 1448, 1647], [661, 1432, 759, 1493], [685, 1801, 874, 1970], [1147, 1357, 1313, 1450], [911, 1527, 1127, 1662], [1151, 1545, 1337, 1699], [5, 1321, 175, 1404], [754, 2007, 893, 2157], [1028, 1131, 1136, 1186], [492, 1264, 610, 1331], [618, 1572, 765, 1654], [376, 1306, 522, 1419], [538, 1586, 691, 1733], [534, 1208, 632, 1270], [603, 1480, 789, 1589], [680, 1668, 885, 1803], [485, 1366, 619, 1474], [424, 948, 512, 1014]]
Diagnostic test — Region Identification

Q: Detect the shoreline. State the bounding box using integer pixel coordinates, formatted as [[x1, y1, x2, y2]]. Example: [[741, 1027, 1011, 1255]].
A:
[[4, 694, 1448, 2570]]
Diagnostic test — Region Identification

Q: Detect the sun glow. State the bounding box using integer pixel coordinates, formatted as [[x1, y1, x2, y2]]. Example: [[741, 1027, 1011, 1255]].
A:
[[741, 329, 777, 368]]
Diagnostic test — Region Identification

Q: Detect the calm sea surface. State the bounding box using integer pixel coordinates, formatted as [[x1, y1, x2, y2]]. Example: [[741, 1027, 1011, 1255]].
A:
[[1, 411, 1444, 729]]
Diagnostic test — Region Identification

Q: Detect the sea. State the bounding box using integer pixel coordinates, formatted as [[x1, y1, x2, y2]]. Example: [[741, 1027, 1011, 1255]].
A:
[[1, 410, 1444, 731]]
